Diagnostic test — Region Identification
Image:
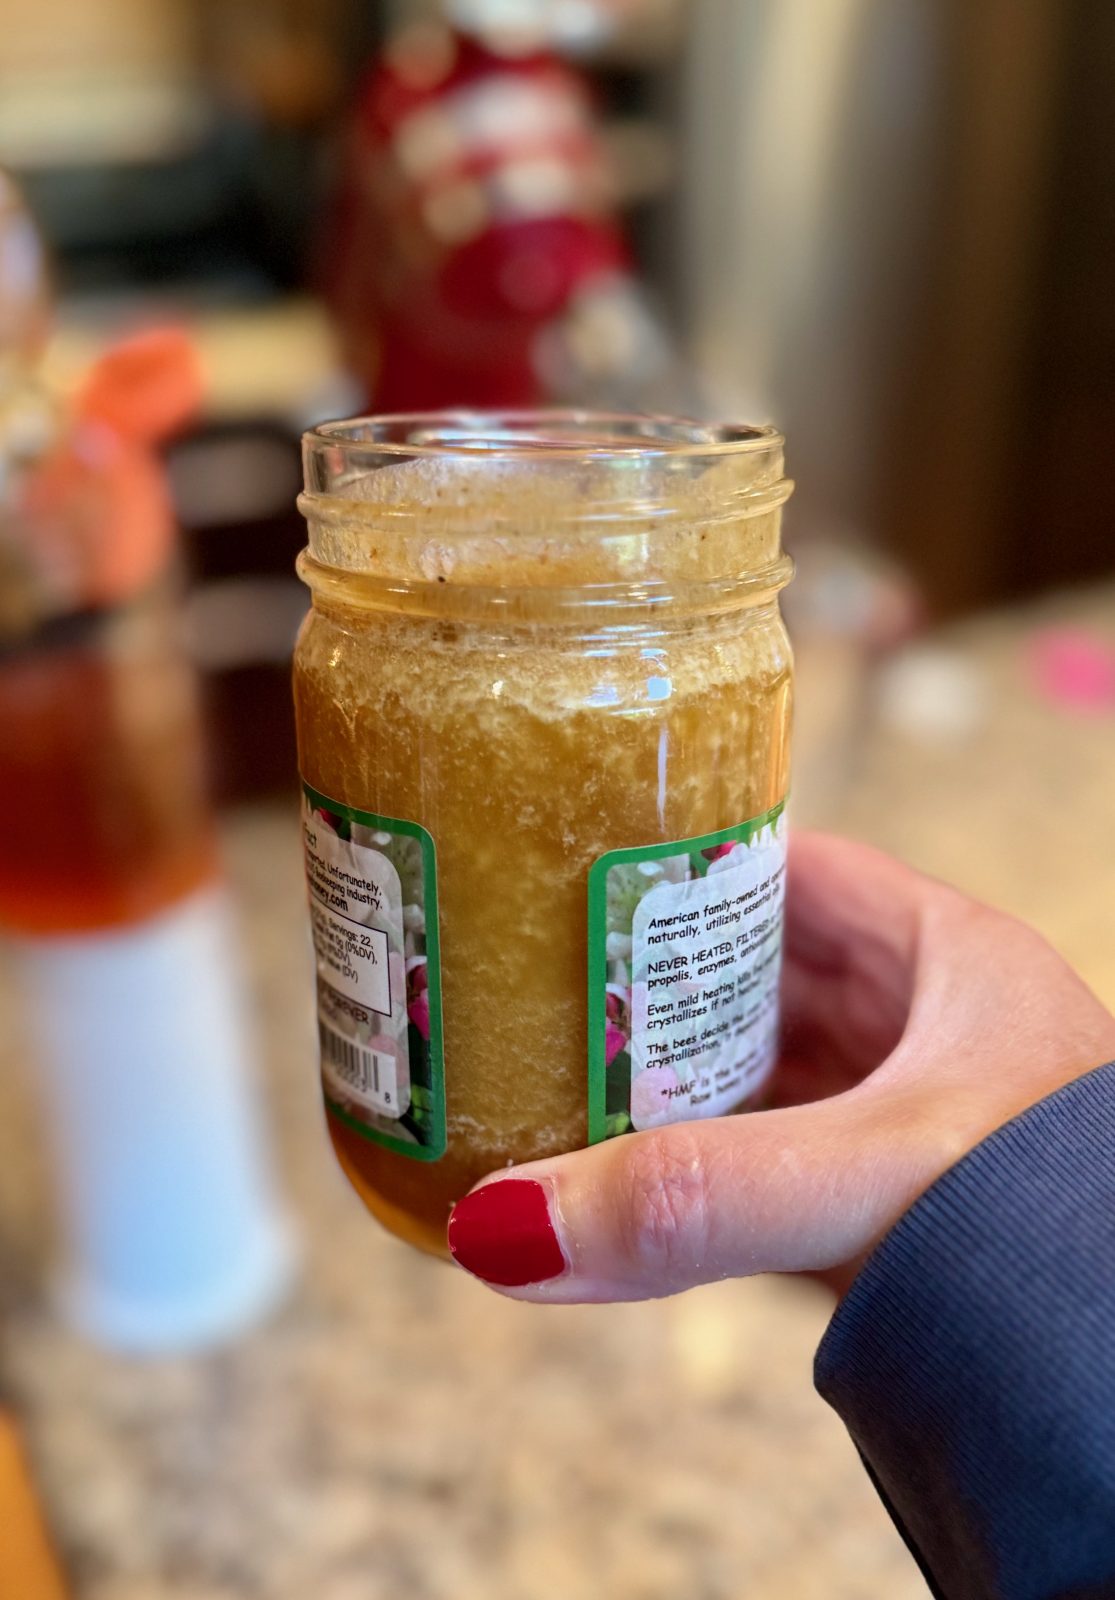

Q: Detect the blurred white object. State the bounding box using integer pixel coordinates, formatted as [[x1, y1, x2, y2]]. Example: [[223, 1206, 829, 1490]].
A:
[[533, 272, 680, 409], [875, 645, 990, 743], [446, 0, 643, 51], [17, 882, 296, 1353], [785, 538, 919, 823]]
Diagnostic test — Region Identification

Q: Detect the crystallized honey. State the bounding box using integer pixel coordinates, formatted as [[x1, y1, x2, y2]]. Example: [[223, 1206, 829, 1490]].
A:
[[294, 415, 793, 1255]]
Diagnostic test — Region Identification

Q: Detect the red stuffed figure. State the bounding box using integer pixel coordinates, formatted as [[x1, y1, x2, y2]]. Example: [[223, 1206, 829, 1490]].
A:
[[329, 7, 638, 410]]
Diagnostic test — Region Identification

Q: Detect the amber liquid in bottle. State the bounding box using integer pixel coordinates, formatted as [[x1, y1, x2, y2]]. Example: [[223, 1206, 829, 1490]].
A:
[[0, 613, 217, 936]]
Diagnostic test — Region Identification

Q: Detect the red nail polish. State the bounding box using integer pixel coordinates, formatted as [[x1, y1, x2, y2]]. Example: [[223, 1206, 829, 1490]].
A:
[[448, 1179, 566, 1287]]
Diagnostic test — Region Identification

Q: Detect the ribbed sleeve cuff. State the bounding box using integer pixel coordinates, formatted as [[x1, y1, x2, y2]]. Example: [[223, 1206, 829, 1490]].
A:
[[816, 1062, 1115, 1600]]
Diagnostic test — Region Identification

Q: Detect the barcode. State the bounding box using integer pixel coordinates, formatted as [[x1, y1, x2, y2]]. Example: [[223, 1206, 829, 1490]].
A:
[[319, 1020, 389, 1100]]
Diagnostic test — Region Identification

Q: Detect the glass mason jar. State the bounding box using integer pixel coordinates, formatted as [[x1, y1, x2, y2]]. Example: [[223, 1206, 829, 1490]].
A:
[[295, 413, 793, 1256]]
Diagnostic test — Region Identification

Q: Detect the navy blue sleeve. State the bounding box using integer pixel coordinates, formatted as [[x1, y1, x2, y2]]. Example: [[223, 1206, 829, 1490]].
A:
[[816, 1061, 1115, 1600]]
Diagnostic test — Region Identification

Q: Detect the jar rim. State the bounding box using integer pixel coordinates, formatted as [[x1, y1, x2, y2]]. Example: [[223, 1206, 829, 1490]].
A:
[[303, 409, 783, 464], [299, 409, 792, 608]]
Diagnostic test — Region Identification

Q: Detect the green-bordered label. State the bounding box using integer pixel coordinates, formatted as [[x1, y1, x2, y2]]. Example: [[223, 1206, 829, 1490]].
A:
[[588, 802, 787, 1144], [302, 783, 446, 1161]]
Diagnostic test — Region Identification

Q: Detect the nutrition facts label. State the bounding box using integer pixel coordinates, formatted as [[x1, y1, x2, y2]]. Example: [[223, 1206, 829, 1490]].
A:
[[301, 786, 446, 1159], [305, 855, 395, 1020], [303, 806, 411, 1121]]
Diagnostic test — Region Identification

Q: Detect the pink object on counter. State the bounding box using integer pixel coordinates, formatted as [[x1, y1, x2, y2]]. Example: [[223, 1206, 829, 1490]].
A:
[[1028, 628, 1115, 713]]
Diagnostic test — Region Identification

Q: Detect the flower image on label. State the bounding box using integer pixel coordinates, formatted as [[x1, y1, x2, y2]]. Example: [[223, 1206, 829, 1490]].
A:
[[301, 784, 446, 1159], [588, 803, 787, 1142]]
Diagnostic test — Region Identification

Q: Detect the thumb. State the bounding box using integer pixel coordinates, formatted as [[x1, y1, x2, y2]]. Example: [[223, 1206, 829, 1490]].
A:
[[447, 1088, 955, 1302]]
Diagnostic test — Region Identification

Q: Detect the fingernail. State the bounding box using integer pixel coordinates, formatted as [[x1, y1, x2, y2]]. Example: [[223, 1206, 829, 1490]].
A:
[[448, 1178, 566, 1287]]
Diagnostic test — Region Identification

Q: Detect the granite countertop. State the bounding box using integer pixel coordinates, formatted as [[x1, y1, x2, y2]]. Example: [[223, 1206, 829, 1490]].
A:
[[0, 586, 1112, 1600]]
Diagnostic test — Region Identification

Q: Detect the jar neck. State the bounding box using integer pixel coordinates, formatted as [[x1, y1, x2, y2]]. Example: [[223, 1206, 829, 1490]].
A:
[[298, 548, 793, 632], [298, 410, 793, 625]]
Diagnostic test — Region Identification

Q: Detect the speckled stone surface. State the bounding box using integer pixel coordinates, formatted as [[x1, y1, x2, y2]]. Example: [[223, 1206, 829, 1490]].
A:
[[0, 586, 1112, 1599]]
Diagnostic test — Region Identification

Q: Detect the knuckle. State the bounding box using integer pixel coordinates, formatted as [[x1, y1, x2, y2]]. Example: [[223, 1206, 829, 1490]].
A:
[[616, 1126, 713, 1280], [938, 892, 1039, 959]]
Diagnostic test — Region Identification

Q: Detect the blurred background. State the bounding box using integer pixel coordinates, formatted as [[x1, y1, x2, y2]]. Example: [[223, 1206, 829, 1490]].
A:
[[0, 1, 1112, 1596]]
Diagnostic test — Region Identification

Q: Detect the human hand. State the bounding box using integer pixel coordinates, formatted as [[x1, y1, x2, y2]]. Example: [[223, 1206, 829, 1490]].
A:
[[447, 833, 1115, 1300]]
